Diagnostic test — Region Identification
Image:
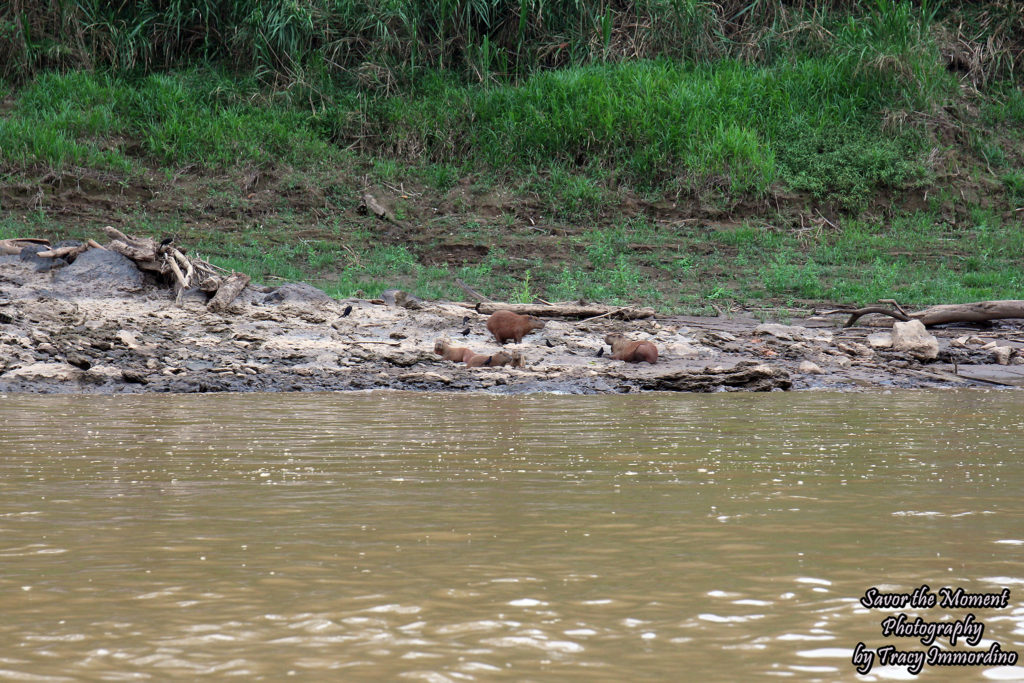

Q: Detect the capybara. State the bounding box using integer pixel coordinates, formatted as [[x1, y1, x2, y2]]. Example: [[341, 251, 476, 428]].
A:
[[464, 350, 523, 368], [604, 333, 658, 364], [434, 339, 472, 362], [464, 353, 494, 368], [486, 310, 545, 345]]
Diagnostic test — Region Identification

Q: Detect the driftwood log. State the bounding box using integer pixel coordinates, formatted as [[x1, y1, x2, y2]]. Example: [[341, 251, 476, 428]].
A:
[[464, 302, 656, 320], [824, 300, 1024, 328], [208, 273, 251, 313], [0, 238, 49, 254]]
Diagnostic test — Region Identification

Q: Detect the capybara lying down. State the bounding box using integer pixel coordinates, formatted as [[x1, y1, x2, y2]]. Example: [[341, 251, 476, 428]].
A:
[[434, 339, 472, 362], [464, 350, 524, 368], [604, 333, 658, 364], [486, 310, 545, 345]]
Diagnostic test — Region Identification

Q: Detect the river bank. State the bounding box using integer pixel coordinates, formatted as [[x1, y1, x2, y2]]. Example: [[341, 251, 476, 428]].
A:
[[2, 249, 1022, 395]]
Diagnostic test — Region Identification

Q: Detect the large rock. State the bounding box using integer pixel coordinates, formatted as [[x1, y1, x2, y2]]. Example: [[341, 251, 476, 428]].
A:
[[262, 282, 332, 305], [891, 319, 938, 360], [52, 248, 144, 295]]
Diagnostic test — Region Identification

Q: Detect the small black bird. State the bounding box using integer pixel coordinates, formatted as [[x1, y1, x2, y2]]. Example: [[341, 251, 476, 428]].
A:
[[462, 316, 470, 325], [159, 236, 174, 247], [460, 327, 471, 336], [474, 302, 481, 313], [341, 304, 353, 318], [545, 339, 554, 348], [596, 347, 604, 358]]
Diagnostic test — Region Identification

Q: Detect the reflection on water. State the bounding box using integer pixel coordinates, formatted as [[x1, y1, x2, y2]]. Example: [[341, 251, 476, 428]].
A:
[[1, 390, 1023, 681]]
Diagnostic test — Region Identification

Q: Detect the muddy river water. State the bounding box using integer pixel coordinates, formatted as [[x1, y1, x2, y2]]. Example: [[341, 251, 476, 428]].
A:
[[2, 390, 1024, 681]]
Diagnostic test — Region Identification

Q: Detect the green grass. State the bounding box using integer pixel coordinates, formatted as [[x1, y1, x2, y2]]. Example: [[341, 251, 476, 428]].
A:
[[1, 2, 1022, 315], [352, 54, 951, 204]]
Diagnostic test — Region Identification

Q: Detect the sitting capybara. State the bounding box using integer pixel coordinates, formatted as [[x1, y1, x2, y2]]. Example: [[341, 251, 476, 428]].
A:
[[486, 310, 545, 345], [605, 333, 658, 364], [464, 350, 524, 368], [434, 339, 472, 362]]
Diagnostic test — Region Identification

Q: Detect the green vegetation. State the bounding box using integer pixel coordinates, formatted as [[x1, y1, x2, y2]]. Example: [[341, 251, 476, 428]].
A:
[[1, 1, 1022, 314]]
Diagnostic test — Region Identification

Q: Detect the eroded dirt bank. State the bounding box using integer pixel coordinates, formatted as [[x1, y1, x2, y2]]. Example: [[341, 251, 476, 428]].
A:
[[2, 251, 1023, 394]]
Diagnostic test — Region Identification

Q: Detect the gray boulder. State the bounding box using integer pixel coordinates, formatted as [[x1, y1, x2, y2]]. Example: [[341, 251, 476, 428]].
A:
[[52, 248, 144, 295], [262, 282, 332, 305]]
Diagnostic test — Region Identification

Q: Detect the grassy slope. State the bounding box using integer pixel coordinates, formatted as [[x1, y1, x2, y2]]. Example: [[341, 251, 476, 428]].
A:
[[1, 6, 1023, 314]]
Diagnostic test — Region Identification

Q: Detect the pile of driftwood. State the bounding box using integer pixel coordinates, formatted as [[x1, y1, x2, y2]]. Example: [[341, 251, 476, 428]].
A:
[[0, 227, 250, 312]]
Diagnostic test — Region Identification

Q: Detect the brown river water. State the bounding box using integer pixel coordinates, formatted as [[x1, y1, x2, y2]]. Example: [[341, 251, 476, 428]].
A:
[[2, 390, 1024, 681]]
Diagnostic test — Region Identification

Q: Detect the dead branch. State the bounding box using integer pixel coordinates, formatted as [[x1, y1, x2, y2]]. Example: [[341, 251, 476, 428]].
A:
[[824, 300, 1024, 328], [465, 302, 655, 320], [0, 238, 50, 255], [455, 278, 493, 303], [37, 243, 91, 259], [102, 226, 156, 251]]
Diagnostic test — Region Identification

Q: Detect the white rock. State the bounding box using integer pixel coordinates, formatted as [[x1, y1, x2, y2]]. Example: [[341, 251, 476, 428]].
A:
[[116, 329, 139, 349], [754, 323, 833, 343], [5, 362, 83, 382], [84, 365, 123, 383], [891, 319, 938, 360], [799, 361, 824, 375], [993, 346, 1012, 365], [866, 332, 893, 348], [664, 342, 700, 357], [837, 342, 874, 358]]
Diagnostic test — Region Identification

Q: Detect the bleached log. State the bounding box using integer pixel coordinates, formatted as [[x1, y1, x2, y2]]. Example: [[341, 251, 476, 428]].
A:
[[824, 300, 1024, 328], [464, 302, 656, 320], [208, 273, 251, 313], [0, 238, 49, 255]]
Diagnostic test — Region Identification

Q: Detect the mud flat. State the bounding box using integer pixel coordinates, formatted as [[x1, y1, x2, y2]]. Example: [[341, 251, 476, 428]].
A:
[[1, 251, 1023, 395]]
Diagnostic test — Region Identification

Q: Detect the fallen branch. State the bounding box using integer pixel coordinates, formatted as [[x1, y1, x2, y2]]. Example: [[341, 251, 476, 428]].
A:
[[37, 243, 91, 260], [464, 302, 655, 320], [823, 300, 1024, 328], [455, 278, 493, 303], [0, 238, 49, 254], [207, 272, 251, 313]]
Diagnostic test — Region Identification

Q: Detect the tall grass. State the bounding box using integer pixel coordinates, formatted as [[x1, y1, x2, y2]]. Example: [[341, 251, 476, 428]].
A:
[[3, 0, 1012, 87], [350, 54, 950, 202]]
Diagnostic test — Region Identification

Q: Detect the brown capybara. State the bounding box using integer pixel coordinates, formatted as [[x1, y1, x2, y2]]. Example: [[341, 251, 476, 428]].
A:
[[604, 333, 658, 364], [434, 339, 472, 362], [486, 310, 545, 345], [464, 350, 524, 368]]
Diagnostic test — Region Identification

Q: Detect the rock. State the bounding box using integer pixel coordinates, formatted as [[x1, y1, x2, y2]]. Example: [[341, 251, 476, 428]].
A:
[[52, 248, 144, 295], [398, 371, 452, 384], [29, 329, 51, 344], [35, 342, 58, 356], [5, 362, 83, 382], [755, 323, 832, 343], [866, 332, 893, 348], [116, 329, 140, 349], [641, 361, 791, 392], [122, 369, 149, 384], [65, 352, 92, 370], [992, 346, 1012, 365], [262, 282, 332, 306], [83, 365, 123, 385], [837, 341, 874, 358], [799, 361, 824, 374], [891, 319, 939, 360], [664, 341, 701, 357]]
